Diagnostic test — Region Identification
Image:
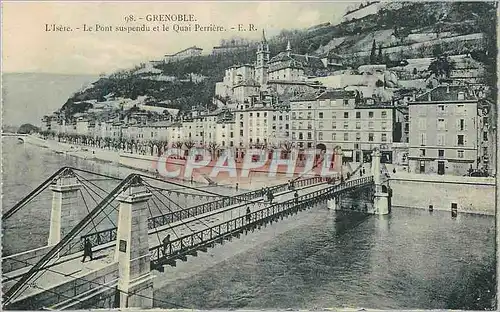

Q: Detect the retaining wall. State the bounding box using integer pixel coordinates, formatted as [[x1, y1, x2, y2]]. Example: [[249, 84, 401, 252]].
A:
[[389, 174, 495, 215]]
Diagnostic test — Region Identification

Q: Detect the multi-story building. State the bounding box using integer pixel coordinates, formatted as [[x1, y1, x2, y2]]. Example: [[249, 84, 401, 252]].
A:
[[290, 89, 395, 163], [408, 85, 479, 176]]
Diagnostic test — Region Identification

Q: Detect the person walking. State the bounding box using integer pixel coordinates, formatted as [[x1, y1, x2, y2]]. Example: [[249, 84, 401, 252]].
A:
[[82, 238, 93, 263], [236, 183, 239, 191], [162, 234, 171, 256], [268, 190, 274, 204], [294, 191, 299, 205], [246, 207, 251, 223]]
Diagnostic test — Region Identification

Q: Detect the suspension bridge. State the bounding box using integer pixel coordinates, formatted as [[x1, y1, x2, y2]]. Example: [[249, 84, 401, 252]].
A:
[[1, 149, 391, 310]]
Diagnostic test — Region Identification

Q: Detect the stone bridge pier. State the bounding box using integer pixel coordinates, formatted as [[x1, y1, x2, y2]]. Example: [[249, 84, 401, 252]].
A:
[[328, 148, 391, 215], [115, 176, 154, 308]]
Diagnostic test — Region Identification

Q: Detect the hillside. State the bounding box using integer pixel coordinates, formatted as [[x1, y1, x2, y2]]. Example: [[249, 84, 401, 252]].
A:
[[59, 1, 497, 119]]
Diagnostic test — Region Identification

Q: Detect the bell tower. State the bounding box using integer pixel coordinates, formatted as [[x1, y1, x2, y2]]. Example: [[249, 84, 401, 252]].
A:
[[256, 29, 270, 86]]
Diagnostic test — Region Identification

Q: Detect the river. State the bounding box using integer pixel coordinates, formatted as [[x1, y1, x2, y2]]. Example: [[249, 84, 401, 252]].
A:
[[2, 138, 496, 310]]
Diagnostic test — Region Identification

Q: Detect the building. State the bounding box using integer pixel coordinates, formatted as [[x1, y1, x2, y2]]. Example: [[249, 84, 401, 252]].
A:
[[164, 46, 202, 63], [408, 85, 480, 176], [290, 89, 395, 163]]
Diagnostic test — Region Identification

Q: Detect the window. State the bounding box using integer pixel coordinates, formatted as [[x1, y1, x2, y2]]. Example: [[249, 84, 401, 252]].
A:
[[230, 132, 234, 138], [457, 135, 464, 146], [292, 112, 296, 119], [343, 99, 349, 106], [332, 112, 337, 119], [319, 112, 324, 119], [437, 133, 445, 146], [381, 134, 387, 142], [344, 133, 349, 141], [257, 113, 260, 118], [368, 121, 374, 129], [459, 119, 465, 131], [240, 114, 244, 119], [483, 131, 488, 141], [343, 112, 349, 118], [420, 133, 427, 145], [437, 118, 445, 130], [381, 121, 387, 130], [264, 112, 267, 117], [420, 149, 426, 156], [299, 133, 303, 140], [456, 105, 465, 115], [307, 132, 312, 140], [356, 121, 361, 129], [291, 132, 296, 140], [318, 122, 324, 129], [343, 122, 349, 129], [368, 133, 374, 142], [240, 130, 243, 136], [381, 111, 387, 118], [332, 133, 337, 140], [356, 133, 361, 141], [307, 112, 312, 119], [356, 112, 361, 119], [438, 105, 445, 112], [250, 113, 253, 117], [369, 111, 374, 118], [457, 150, 464, 158], [419, 118, 426, 130], [318, 132, 323, 140], [438, 149, 444, 157], [332, 122, 337, 129], [273, 116, 276, 121]]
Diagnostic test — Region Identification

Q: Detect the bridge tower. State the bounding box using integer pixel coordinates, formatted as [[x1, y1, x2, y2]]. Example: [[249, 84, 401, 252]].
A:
[[48, 169, 82, 251], [372, 148, 390, 215], [114, 176, 154, 308]]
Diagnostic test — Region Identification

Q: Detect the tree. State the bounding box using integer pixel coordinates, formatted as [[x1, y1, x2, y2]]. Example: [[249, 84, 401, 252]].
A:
[[370, 39, 377, 64], [377, 45, 383, 64]]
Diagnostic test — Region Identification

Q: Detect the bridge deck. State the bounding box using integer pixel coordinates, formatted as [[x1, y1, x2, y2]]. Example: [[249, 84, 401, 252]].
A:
[[3, 246, 115, 303]]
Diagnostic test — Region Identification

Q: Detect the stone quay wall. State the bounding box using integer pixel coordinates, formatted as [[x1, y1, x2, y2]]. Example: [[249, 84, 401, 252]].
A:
[[388, 174, 495, 215]]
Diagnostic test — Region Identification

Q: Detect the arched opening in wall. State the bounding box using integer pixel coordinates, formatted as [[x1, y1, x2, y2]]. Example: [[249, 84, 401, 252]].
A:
[[382, 185, 388, 193], [316, 143, 327, 162], [316, 143, 327, 151]]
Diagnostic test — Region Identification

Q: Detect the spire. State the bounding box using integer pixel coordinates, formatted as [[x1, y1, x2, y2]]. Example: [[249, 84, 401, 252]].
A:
[[261, 29, 267, 43]]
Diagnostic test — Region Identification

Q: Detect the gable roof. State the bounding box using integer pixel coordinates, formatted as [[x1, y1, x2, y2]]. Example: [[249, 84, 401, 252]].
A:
[[414, 85, 477, 102]]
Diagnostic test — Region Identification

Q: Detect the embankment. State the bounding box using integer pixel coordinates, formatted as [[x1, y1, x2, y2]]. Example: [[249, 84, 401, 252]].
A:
[[389, 173, 495, 215]]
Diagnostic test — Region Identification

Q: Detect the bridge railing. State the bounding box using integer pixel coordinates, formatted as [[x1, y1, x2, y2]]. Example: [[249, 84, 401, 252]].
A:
[[146, 176, 326, 230], [80, 176, 328, 250], [150, 176, 372, 266]]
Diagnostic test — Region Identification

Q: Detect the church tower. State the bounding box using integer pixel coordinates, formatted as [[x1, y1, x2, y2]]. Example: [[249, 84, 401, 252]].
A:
[[256, 29, 270, 86]]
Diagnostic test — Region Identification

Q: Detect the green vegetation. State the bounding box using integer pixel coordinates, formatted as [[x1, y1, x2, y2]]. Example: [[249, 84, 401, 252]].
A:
[[17, 123, 40, 134]]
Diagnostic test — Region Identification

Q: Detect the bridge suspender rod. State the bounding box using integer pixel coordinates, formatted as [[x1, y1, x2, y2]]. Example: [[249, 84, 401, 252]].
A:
[[2, 167, 70, 221], [71, 167, 122, 181], [138, 174, 227, 197], [3, 174, 138, 306]]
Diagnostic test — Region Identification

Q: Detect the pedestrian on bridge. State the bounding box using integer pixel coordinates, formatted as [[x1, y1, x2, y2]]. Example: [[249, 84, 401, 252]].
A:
[[246, 207, 251, 223], [294, 191, 299, 205], [82, 239, 93, 263], [267, 190, 274, 204], [162, 234, 171, 256]]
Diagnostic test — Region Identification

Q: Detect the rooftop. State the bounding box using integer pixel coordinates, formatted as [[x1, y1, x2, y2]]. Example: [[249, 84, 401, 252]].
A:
[[413, 85, 477, 103]]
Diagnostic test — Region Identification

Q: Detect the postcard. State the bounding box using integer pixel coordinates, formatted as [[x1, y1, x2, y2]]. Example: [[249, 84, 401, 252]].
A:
[[1, 1, 497, 311]]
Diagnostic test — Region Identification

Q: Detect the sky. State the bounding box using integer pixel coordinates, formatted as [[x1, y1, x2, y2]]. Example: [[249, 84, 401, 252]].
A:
[[2, 1, 351, 75]]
